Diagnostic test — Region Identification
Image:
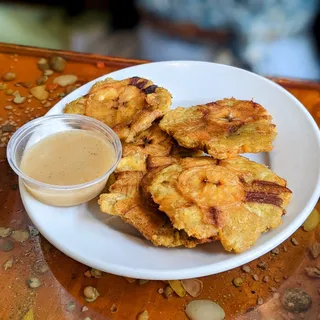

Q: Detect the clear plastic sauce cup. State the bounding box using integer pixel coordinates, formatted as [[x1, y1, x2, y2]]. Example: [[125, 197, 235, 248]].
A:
[[7, 114, 122, 207]]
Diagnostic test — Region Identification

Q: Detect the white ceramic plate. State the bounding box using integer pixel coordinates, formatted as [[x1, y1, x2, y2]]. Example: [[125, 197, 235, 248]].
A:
[[20, 61, 320, 280]]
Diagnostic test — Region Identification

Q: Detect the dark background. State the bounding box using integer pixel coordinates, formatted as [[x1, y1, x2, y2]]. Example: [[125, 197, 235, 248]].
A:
[[0, 0, 319, 79]]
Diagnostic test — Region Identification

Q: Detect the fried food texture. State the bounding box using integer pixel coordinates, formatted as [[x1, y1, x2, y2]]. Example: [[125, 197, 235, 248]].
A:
[[117, 123, 203, 173], [64, 97, 87, 115], [148, 156, 292, 252], [122, 124, 174, 158], [65, 76, 290, 253], [98, 156, 208, 248], [159, 98, 277, 159], [63, 77, 172, 142]]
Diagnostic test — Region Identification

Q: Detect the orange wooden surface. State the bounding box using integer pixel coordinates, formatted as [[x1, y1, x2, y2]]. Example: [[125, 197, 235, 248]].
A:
[[0, 43, 319, 320]]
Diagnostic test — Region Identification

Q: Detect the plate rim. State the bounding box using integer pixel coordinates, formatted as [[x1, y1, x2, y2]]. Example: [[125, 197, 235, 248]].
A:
[[20, 61, 320, 280]]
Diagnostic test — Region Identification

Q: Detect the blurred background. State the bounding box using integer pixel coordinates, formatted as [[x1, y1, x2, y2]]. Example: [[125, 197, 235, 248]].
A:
[[0, 0, 320, 80]]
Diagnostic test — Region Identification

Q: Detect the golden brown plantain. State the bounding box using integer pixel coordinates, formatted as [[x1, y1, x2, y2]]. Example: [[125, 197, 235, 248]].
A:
[[148, 156, 292, 252], [64, 77, 172, 143], [159, 98, 277, 159], [98, 157, 210, 248], [64, 96, 87, 115], [122, 123, 174, 158]]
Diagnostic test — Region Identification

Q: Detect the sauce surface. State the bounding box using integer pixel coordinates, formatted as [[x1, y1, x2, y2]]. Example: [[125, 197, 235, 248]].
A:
[[20, 129, 115, 186]]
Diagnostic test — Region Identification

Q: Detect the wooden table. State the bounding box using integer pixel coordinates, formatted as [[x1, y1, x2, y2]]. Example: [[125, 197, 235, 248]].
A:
[[0, 43, 319, 320]]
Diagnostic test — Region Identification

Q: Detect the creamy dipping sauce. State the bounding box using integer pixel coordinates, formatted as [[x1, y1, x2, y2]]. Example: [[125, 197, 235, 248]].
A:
[[20, 129, 116, 206]]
